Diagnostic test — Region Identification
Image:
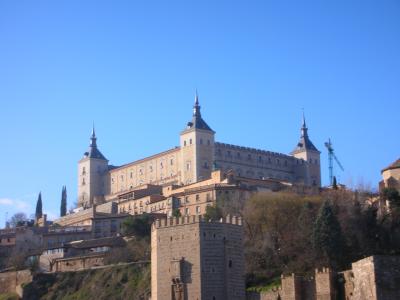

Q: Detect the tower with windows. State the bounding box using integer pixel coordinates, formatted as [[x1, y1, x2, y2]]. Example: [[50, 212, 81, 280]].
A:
[[179, 92, 215, 185], [291, 114, 321, 186], [77, 127, 109, 208]]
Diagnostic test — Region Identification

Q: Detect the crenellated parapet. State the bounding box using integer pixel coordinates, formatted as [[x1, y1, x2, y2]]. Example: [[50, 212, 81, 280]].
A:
[[315, 267, 333, 274], [151, 213, 245, 300], [152, 214, 243, 230]]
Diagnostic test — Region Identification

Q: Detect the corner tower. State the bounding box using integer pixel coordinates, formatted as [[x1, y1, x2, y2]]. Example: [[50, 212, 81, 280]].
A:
[[77, 126, 109, 208], [180, 92, 215, 184], [291, 114, 321, 186]]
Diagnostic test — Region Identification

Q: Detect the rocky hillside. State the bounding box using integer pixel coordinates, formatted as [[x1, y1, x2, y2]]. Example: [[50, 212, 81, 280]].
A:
[[22, 263, 150, 300]]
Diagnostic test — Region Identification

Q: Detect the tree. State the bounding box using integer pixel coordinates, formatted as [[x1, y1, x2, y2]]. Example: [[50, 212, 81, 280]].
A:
[[35, 192, 43, 219], [382, 188, 400, 209], [9, 212, 28, 227], [203, 205, 223, 221], [60, 186, 67, 217], [121, 214, 151, 238], [332, 176, 338, 190], [313, 200, 345, 268], [172, 209, 181, 218]]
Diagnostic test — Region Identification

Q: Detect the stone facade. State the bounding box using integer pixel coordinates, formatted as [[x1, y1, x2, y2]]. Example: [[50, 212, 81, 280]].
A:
[[52, 253, 105, 272], [350, 256, 400, 300], [380, 157, 400, 193], [151, 215, 245, 300], [54, 203, 129, 238], [0, 269, 32, 298], [77, 95, 321, 208], [247, 256, 400, 300]]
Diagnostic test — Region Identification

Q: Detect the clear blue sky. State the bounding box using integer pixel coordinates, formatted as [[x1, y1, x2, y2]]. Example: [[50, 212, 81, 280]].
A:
[[0, 0, 399, 226]]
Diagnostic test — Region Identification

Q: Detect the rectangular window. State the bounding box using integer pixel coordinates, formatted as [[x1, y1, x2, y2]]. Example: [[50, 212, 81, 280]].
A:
[[196, 206, 201, 214], [196, 194, 200, 201]]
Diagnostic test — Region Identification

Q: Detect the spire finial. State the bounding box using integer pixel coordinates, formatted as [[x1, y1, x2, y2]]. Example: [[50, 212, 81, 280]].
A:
[[91, 122, 96, 138], [300, 109, 308, 138], [90, 123, 97, 147], [195, 89, 199, 105], [193, 89, 201, 117]]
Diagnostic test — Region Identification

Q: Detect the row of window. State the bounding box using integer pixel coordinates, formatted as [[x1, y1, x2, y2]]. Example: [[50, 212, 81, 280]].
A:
[[223, 166, 292, 181], [182, 206, 201, 215], [217, 150, 291, 166], [183, 138, 211, 147], [181, 193, 212, 204]]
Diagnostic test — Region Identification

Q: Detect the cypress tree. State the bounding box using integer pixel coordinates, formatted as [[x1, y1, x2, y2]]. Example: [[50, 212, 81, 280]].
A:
[[35, 192, 43, 219], [60, 186, 67, 217], [313, 200, 344, 268]]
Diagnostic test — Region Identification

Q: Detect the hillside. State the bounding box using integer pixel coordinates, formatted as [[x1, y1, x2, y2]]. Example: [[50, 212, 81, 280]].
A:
[[22, 263, 150, 300]]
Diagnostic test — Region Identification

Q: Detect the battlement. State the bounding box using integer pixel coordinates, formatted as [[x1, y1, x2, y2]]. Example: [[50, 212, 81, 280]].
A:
[[215, 142, 295, 159], [315, 267, 333, 274], [152, 214, 243, 229]]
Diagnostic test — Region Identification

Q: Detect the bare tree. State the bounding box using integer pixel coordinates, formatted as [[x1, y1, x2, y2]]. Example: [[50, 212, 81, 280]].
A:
[[9, 212, 28, 227]]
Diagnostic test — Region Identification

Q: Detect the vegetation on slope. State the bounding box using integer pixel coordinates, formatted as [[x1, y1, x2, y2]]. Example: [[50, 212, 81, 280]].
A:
[[0, 293, 19, 300], [22, 263, 150, 300], [208, 188, 400, 289]]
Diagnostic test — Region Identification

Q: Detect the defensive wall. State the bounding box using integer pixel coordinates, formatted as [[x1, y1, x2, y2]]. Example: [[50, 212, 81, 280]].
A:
[[151, 215, 244, 300], [247, 256, 400, 300], [0, 269, 32, 298]]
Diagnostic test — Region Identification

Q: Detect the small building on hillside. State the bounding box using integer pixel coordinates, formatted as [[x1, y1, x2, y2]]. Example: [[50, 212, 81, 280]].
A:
[[380, 157, 400, 192], [39, 236, 126, 272]]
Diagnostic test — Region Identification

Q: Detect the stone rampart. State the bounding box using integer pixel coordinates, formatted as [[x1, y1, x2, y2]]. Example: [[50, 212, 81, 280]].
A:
[[0, 269, 32, 298]]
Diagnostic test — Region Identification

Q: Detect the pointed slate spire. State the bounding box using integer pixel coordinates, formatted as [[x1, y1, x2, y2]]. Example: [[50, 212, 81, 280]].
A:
[[90, 123, 97, 147], [184, 90, 214, 132], [291, 111, 319, 154], [193, 89, 201, 117], [84, 124, 107, 160], [301, 110, 308, 138]]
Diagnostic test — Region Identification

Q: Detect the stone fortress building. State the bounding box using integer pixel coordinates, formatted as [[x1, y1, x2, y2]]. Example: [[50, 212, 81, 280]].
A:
[[151, 215, 245, 300], [77, 93, 321, 210]]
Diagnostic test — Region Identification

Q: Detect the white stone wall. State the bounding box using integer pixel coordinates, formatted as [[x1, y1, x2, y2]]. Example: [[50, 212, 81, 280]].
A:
[[109, 148, 180, 195], [78, 157, 109, 208]]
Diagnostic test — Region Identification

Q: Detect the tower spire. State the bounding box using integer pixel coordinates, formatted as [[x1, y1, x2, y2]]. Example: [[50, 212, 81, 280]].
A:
[[83, 125, 107, 160], [195, 89, 199, 105], [91, 122, 96, 138], [301, 110, 308, 138], [193, 89, 201, 117], [90, 123, 97, 147]]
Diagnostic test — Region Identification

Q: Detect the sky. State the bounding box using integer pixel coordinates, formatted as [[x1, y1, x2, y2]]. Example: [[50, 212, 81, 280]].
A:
[[0, 0, 399, 227]]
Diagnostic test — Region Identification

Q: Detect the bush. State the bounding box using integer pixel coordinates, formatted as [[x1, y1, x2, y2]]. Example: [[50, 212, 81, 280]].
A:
[[121, 214, 151, 238], [0, 293, 19, 300]]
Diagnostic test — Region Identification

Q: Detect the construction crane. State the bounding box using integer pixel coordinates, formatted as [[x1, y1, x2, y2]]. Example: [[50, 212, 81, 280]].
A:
[[324, 138, 344, 186]]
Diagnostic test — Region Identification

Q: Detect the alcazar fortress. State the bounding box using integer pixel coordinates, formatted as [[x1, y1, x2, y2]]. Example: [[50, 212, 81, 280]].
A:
[[77, 93, 321, 215]]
